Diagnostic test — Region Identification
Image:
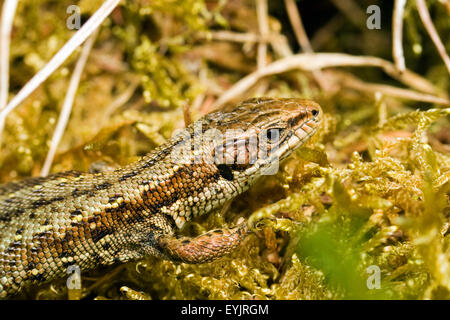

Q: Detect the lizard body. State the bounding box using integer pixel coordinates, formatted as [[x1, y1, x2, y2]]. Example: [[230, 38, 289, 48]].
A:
[[0, 97, 322, 298]]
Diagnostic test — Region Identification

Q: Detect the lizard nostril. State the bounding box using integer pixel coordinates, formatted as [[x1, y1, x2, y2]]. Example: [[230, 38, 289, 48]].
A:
[[311, 109, 319, 117]]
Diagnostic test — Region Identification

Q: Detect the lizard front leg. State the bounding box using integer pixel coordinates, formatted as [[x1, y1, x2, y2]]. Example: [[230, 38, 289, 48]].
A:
[[156, 220, 249, 264]]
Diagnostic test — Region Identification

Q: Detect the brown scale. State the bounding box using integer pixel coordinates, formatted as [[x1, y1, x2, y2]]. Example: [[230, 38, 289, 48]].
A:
[[0, 98, 322, 298]]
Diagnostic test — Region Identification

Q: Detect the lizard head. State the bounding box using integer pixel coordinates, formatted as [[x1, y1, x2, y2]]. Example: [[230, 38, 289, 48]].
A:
[[159, 97, 323, 227], [201, 97, 322, 180]]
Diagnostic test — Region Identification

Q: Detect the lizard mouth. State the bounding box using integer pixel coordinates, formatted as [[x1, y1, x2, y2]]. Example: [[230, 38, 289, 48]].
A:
[[294, 117, 320, 142], [283, 112, 321, 159]]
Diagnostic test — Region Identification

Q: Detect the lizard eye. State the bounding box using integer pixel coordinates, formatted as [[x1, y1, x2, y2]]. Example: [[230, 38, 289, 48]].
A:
[[265, 128, 283, 143]]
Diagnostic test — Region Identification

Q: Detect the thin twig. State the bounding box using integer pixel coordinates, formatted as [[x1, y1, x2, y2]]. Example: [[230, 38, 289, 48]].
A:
[[256, 0, 269, 69], [256, 0, 270, 94], [269, 34, 293, 58], [0, 0, 121, 142], [284, 0, 328, 89], [284, 0, 312, 53], [328, 70, 450, 106], [213, 53, 447, 108], [40, 30, 98, 177], [393, 0, 407, 73], [0, 0, 18, 145], [415, 0, 450, 74]]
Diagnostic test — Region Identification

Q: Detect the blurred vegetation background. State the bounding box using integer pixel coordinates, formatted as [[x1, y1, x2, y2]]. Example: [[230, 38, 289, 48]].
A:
[[0, 0, 449, 299]]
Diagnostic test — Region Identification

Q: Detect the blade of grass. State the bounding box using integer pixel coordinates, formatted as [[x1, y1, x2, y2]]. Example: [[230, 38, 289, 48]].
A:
[[40, 29, 98, 176], [0, 0, 18, 146], [416, 0, 450, 74], [0, 0, 121, 143], [392, 0, 407, 72]]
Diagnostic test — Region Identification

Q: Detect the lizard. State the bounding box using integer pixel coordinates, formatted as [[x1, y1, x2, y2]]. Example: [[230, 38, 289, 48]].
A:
[[0, 97, 322, 298]]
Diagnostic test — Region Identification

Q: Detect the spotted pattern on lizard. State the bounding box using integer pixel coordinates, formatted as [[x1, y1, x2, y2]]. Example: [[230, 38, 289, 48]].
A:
[[0, 97, 322, 298]]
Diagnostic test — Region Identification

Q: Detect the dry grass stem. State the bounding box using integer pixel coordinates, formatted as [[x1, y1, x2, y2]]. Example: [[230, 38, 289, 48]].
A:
[[197, 31, 283, 44], [393, 0, 407, 72], [416, 0, 450, 73], [284, 0, 313, 53], [256, 0, 269, 69], [255, 0, 270, 95], [0, 0, 18, 145], [0, 0, 120, 142], [284, 0, 328, 89], [40, 30, 98, 177]]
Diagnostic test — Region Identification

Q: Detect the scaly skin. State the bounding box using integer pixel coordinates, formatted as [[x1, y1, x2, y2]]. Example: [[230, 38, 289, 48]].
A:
[[0, 97, 322, 298]]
